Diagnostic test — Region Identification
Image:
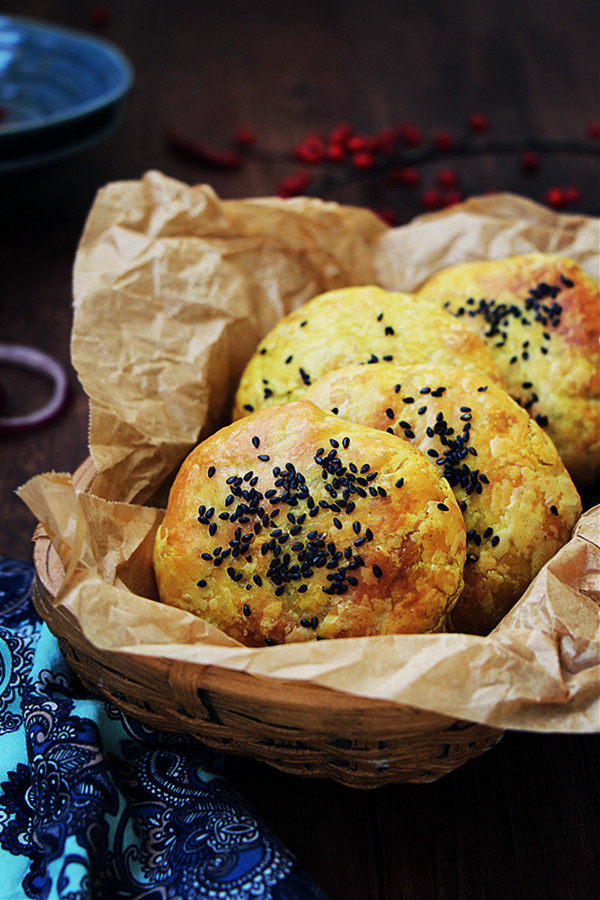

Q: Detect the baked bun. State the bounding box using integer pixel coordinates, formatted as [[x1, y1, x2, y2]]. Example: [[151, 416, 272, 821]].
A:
[[305, 363, 582, 635], [233, 286, 502, 419], [416, 254, 600, 487], [154, 400, 466, 645]]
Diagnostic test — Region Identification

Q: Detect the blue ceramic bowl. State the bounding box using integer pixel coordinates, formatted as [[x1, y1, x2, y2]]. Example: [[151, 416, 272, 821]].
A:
[[0, 16, 133, 136]]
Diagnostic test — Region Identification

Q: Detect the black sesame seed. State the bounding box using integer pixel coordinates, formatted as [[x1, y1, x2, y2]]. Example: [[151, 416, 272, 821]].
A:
[[300, 320, 308, 327], [298, 584, 308, 593], [252, 436, 260, 448], [333, 517, 342, 529], [244, 404, 254, 412], [483, 527, 493, 539], [491, 535, 500, 547], [550, 504, 559, 516], [300, 618, 311, 627], [477, 386, 488, 392], [437, 502, 449, 511], [385, 408, 394, 419], [197, 579, 207, 588], [402, 397, 414, 404], [394, 384, 401, 393], [207, 466, 215, 478], [395, 478, 404, 488], [265, 638, 277, 646], [418, 406, 427, 414], [258, 454, 270, 462], [243, 603, 251, 617], [342, 437, 350, 449], [330, 438, 339, 448], [373, 564, 383, 578]]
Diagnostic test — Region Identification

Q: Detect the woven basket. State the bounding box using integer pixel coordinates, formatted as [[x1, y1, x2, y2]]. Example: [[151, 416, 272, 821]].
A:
[[32, 459, 503, 788]]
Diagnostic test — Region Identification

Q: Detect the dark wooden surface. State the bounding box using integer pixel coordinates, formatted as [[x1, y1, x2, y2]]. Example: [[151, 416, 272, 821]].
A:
[[1, 2, 599, 897]]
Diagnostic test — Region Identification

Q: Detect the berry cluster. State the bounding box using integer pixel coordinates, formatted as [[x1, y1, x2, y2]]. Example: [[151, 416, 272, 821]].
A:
[[165, 115, 600, 220]]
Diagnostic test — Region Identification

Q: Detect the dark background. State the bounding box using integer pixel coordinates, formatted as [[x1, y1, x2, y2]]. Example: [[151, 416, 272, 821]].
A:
[[1, 2, 599, 898]]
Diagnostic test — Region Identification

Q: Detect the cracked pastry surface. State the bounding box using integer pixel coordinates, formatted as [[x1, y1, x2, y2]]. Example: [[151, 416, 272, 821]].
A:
[[233, 285, 502, 420], [305, 363, 582, 635], [416, 254, 600, 487], [154, 400, 466, 645]]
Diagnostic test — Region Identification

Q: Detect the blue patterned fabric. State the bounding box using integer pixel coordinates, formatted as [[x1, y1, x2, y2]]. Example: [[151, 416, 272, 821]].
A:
[[0, 557, 327, 900]]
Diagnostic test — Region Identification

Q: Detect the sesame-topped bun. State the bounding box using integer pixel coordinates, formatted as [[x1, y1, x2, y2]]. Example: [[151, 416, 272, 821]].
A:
[[305, 364, 582, 635], [153, 400, 466, 645], [416, 254, 600, 487], [232, 286, 502, 420]]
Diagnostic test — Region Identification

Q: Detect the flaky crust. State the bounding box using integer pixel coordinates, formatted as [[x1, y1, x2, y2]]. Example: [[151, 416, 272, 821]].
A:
[[305, 364, 582, 635], [416, 254, 600, 486], [233, 286, 502, 419], [154, 400, 466, 645]]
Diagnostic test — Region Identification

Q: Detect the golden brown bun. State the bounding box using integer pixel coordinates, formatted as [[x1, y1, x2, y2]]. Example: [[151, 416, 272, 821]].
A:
[[154, 400, 466, 645], [305, 363, 582, 635], [416, 254, 600, 487], [233, 286, 502, 419]]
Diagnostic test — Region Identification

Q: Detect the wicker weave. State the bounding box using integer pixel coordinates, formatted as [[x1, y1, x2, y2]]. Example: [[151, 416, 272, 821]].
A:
[[32, 460, 502, 788]]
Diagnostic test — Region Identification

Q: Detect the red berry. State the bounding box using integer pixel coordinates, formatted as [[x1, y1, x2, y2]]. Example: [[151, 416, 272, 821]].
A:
[[469, 113, 489, 134], [436, 168, 459, 189], [520, 151, 540, 174], [443, 190, 463, 207], [434, 130, 455, 151], [294, 134, 325, 164], [373, 208, 397, 226], [327, 142, 345, 162], [277, 172, 311, 198], [232, 128, 255, 149], [562, 186, 582, 205], [388, 166, 420, 187], [545, 187, 566, 209], [352, 151, 375, 170], [329, 123, 353, 144], [347, 135, 370, 153], [587, 121, 600, 140], [398, 122, 422, 146], [90, 4, 111, 26], [373, 128, 396, 154], [421, 189, 443, 210]]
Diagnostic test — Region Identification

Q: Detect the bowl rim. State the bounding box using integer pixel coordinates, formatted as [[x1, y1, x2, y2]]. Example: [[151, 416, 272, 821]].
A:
[[0, 15, 134, 137]]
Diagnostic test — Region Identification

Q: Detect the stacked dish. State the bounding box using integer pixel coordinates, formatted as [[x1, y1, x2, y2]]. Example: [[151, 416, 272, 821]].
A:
[[0, 16, 133, 173]]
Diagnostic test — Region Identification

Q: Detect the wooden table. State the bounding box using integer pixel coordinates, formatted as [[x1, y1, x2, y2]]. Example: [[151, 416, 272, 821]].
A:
[[1, 2, 599, 897]]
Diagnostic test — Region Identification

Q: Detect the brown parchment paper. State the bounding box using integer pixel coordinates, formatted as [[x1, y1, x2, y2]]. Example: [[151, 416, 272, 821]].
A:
[[21, 175, 600, 733]]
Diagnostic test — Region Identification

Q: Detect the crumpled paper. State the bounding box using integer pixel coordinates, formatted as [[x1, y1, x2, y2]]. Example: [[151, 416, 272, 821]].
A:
[[72, 171, 385, 505], [20, 175, 600, 733]]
